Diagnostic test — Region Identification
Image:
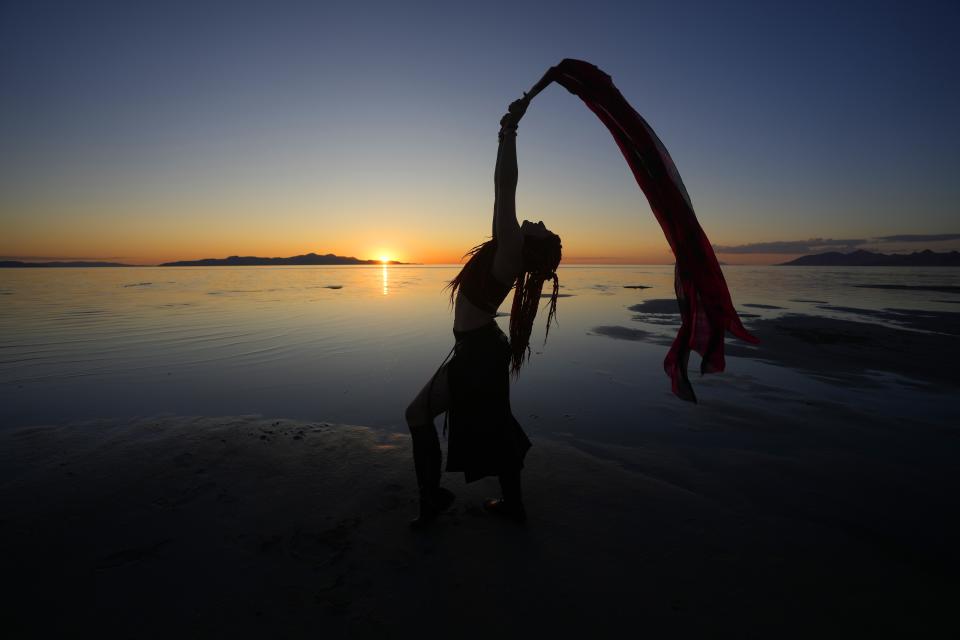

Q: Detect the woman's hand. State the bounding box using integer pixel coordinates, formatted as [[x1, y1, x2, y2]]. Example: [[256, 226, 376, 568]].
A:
[[500, 94, 530, 129]]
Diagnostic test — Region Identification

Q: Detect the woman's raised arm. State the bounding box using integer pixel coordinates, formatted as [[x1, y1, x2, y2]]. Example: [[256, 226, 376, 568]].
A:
[[490, 68, 556, 238], [493, 126, 520, 244], [492, 94, 532, 242]]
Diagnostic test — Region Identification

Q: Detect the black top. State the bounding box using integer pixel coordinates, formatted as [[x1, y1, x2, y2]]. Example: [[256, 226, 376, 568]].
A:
[[461, 267, 513, 314]]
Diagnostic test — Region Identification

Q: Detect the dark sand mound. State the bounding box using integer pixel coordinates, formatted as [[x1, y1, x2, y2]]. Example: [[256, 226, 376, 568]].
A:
[[628, 299, 682, 327], [628, 298, 679, 315], [593, 308, 960, 390], [590, 325, 652, 341], [816, 305, 960, 335], [725, 313, 960, 388]]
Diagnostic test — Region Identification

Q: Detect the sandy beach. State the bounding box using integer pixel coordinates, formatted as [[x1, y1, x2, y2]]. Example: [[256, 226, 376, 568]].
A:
[[3, 403, 956, 638]]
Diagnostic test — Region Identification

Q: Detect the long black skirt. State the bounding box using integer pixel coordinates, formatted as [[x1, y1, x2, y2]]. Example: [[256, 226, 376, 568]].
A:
[[444, 321, 532, 483]]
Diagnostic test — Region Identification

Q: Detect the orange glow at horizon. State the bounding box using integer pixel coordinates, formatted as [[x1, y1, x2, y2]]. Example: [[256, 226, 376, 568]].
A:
[[2, 188, 807, 266], [0, 233, 757, 266], [2, 217, 799, 266], [3, 213, 684, 265]]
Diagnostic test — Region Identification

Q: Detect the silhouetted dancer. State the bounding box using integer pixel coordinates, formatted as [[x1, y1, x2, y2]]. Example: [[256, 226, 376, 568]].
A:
[[405, 95, 562, 527]]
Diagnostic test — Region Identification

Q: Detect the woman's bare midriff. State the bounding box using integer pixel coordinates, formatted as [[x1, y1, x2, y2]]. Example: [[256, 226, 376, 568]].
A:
[[453, 292, 499, 332]]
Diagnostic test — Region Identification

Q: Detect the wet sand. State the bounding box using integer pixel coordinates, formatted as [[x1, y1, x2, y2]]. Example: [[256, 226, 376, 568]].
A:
[[2, 407, 956, 637]]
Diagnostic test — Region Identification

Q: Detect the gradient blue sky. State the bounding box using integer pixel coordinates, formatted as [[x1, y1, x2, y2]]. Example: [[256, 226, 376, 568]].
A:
[[2, 0, 958, 263]]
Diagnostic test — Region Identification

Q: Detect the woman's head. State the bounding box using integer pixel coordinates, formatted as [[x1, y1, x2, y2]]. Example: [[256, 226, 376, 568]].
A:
[[520, 219, 552, 238], [446, 228, 563, 375], [520, 225, 562, 274]]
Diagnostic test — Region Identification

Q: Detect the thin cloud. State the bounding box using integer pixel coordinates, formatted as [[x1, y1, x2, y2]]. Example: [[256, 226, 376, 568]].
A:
[[713, 239, 865, 255], [0, 255, 132, 261], [874, 233, 960, 243], [715, 233, 960, 254]]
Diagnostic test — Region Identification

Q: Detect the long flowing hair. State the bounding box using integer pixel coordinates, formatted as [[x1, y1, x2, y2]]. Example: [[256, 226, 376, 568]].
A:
[[447, 234, 562, 375]]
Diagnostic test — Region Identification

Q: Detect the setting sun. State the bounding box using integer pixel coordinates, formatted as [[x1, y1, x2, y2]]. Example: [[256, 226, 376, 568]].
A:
[[379, 255, 390, 264]]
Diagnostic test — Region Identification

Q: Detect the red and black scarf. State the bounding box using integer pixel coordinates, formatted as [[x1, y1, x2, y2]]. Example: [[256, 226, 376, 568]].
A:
[[544, 59, 758, 402]]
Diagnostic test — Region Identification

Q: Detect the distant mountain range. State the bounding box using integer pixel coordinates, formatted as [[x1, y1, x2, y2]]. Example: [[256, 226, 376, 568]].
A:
[[779, 249, 960, 266], [0, 260, 133, 268], [160, 252, 405, 267], [0, 252, 407, 268]]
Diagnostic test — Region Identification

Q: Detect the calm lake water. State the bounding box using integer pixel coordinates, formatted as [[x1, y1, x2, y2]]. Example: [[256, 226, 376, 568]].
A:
[[2, 265, 958, 439]]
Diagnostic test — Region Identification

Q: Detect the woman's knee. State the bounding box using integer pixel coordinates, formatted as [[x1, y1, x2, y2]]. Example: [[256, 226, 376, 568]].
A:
[[407, 368, 448, 427], [405, 400, 427, 428]]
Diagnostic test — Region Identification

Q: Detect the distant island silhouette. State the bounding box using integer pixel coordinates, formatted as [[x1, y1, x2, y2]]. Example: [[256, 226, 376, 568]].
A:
[[0, 261, 133, 268], [0, 253, 410, 268], [160, 252, 408, 267], [779, 249, 960, 267]]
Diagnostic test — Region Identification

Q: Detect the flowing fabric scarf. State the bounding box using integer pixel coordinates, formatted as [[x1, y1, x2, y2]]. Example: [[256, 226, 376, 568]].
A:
[[534, 59, 758, 402]]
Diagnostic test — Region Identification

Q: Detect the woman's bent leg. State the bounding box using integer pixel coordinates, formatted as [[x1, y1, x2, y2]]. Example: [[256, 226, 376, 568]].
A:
[[405, 363, 451, 490], [405, 364, 454, 527], [405, 362, 450, 428], [409, 424, 441, 494]]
